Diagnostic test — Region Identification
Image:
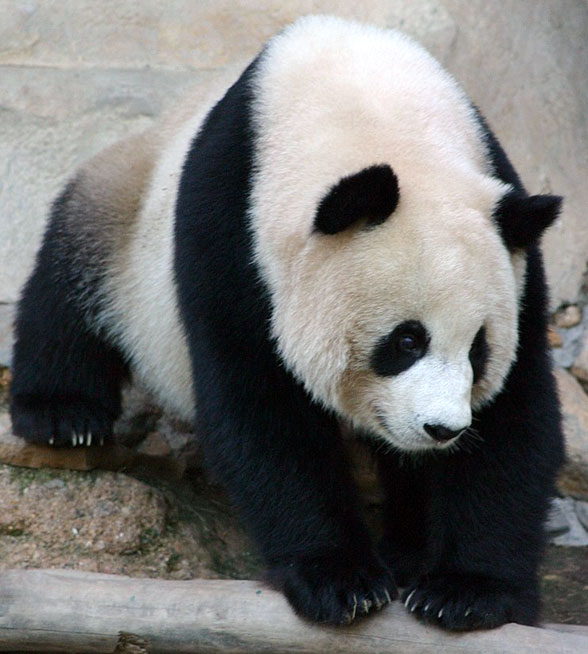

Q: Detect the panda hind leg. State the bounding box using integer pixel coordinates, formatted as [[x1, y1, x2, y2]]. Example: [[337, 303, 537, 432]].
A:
[[10, 282, 127, 448], [9, 190, 128, 447]]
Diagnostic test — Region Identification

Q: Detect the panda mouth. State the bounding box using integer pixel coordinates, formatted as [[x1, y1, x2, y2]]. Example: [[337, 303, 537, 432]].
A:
[[372, 407, 466, 452], [372, 410, 423, 449]]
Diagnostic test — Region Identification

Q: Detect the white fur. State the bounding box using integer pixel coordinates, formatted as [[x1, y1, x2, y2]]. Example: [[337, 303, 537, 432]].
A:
[[97, 113, 210, 421], [249, 16, 520, 451], [90, 16, 521, 451], [94, 79, 248, 422]]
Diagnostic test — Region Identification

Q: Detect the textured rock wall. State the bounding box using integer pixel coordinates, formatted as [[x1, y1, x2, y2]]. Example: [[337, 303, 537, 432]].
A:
[[1, 0, 587, 307]]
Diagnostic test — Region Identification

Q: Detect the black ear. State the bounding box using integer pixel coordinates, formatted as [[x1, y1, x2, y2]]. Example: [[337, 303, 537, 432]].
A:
[[494, 191, 562, 250], [314, 164, 399, 235]]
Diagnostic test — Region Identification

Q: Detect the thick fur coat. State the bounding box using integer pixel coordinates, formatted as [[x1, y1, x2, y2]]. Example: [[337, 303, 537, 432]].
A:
[[11, 16, 564, 629]]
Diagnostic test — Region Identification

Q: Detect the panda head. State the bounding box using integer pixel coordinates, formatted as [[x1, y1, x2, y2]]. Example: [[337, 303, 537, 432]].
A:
[[248, 16, 561, 452], [310, 164, 561, 452]]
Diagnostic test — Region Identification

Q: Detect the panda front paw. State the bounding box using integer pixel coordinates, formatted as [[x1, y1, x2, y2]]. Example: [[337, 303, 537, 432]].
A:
[[268, 550, 397, 625], [10, 396, 113, 447], [402, 573, 538, 631]]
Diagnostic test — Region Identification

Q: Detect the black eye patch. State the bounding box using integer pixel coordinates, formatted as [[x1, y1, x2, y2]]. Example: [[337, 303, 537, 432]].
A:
[[371, 320, 430, 377], [469, 326, 489, 384]]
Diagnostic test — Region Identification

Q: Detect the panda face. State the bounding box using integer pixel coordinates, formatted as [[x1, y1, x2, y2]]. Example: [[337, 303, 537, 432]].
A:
[[328, 208, 518, 452], [254, 176, 519, 452]]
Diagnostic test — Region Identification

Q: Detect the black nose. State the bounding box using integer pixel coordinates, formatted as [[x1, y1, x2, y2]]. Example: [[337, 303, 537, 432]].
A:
[[424, 423, 463, 442]]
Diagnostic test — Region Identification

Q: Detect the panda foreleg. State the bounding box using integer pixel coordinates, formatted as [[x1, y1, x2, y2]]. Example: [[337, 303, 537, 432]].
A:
[[10, 184, 128, 447], [400, 441, 549, 632], [399, 413, 558, 630], [193, 362, 397, 625]]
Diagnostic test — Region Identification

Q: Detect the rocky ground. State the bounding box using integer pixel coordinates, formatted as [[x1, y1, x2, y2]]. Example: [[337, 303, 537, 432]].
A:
[[0, 301, 587, 626]]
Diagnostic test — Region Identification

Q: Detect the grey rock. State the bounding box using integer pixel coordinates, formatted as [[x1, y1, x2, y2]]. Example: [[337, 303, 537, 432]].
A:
[[0, 0, 455, 70], [554, 305, 583, 329], [555, 369, 588, 472], [549, 497, 588, 546], [575, 500, 588, 531], [573, 313, 588, 376], [545, 498, 571, 536], [0, 304, 15, 367], [554, 369, 588, 498], [550, 322, 586, 368], [41, 478, 66, 491]]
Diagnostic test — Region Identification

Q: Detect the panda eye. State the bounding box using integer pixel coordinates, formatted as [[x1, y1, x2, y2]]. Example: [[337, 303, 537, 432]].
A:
[[397, 333, 420, 353], [371, 320, 430, 376]]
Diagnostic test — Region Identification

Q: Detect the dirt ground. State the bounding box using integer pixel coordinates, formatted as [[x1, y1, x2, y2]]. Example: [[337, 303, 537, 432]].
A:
[[541, 545, 588, 624]]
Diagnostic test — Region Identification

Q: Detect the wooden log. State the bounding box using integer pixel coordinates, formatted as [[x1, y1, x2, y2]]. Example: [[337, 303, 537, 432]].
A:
[[0, 569, 586, 654]]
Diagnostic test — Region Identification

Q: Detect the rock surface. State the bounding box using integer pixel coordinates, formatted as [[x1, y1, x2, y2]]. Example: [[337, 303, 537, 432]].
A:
[[0, 466, 167, 556], [441, 0, 588, 308], [0, 1, 587, 308], [555, 305, 583, 329], [573, 327, 588, 380], [0, 304, 14, 367], [555, 369, 588, 498], [0, 461, 260, 580], [549, 497, 588, 547], [576, 501, 588, 532]]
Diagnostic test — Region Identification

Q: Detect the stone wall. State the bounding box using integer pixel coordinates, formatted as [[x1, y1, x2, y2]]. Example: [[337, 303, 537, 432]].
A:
[[1, 0, 587, 307]]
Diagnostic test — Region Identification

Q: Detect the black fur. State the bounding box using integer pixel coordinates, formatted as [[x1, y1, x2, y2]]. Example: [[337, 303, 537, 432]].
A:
[[494, 192, 562, 250], [174, 60, 395, 625], [314, 164, 399, 234], [10, 180, 128, 446]]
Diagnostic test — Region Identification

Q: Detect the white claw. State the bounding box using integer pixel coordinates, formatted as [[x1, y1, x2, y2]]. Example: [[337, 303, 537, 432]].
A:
[[350, 594, 358, 622], [384, 589, 393, 605], [49, 437, 55, 446], [424, 603, 431, 613], [87, 431, 92, 446], [362, 599, 371, 614], [410, 603, 418, 613], [438, 608, 444, 619], [465, 607, 472, 617], [79, 432, 85, 445], [404, 590, 416, 608], [72, 433, 77, 447]]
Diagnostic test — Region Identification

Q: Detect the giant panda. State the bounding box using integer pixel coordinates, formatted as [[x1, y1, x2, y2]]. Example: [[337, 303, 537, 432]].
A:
[[10, 15, 565, 630]]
